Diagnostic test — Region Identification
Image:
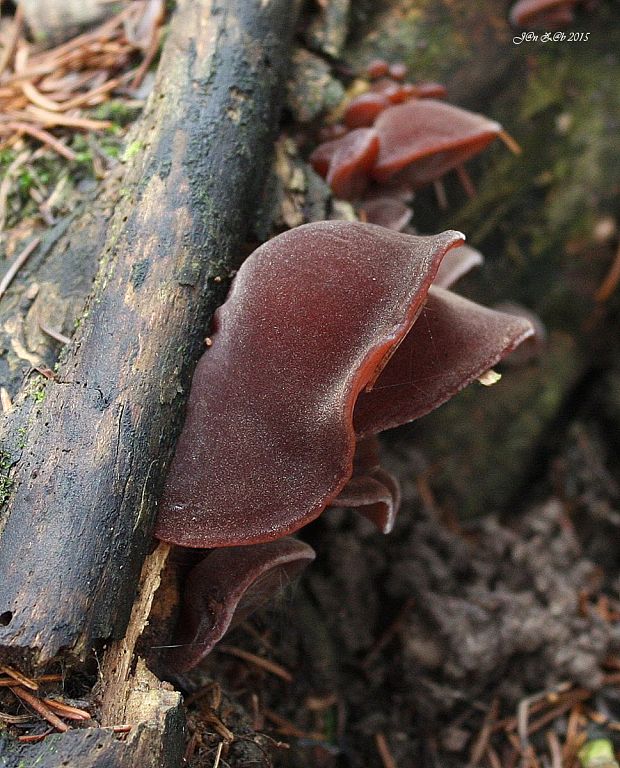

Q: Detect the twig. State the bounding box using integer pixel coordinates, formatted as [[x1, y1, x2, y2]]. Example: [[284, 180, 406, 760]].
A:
[[375, 732, 398, 768], [39, 321, 71, 345], [469, 698, 499, 767], [217, 645, 293, 683], [595, 242, 620, 302], [262, 708, 322, 740], [363, 597, 415, 668], [212, 741, 224, 768], [546, 730, 563, 768], [0, 236, 41, 301], [527, 689, 591, 736], [9, 686, 69, 732], [18, 727, 54, 743]]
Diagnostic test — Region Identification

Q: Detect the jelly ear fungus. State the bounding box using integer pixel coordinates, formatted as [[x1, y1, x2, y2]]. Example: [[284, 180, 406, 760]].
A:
[[155, 222, 535, 669]]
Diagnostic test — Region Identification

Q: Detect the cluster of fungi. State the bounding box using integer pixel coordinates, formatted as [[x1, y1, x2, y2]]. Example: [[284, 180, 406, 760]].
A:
[[308, 59, 517, 225], [153, 59, 539, 673]]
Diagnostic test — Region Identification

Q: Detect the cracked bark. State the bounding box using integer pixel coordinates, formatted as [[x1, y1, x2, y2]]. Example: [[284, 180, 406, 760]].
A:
[[0, 0, 300, 668]]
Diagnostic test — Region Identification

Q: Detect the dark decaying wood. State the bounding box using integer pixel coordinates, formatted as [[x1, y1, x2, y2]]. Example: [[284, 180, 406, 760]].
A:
[[0, 0, 300, 667], [0, 684, 186, 768]]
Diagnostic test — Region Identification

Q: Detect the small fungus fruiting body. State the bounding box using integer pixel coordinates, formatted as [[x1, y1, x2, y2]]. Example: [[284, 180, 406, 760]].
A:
[[371, 100, 502, 186], [344, 92, 391, 129], [366, 58, 390, 79], [168, 538, 315, 672], [360, 196, 412, 231], [352, 286, 534, 437], [312, 75, 506, 206], [509, 0, 579, 26], [156, 222, 534, 551], [309, 128, 379, 199]]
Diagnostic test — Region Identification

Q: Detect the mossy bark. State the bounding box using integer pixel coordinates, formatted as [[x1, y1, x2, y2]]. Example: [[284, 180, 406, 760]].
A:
[[0, 0, 300, 668]]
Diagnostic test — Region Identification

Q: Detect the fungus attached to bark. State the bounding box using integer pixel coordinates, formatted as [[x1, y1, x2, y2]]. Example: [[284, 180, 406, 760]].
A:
[[156, 221, 534, 550], [168, 538, 315, 672]]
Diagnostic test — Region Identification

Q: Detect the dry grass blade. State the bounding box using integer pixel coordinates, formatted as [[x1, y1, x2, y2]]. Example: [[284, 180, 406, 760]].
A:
[[0, 1, 163, 163], [0, 123, 76, 160], [0, 710, 31, 724], [0, 5, 24, 77]]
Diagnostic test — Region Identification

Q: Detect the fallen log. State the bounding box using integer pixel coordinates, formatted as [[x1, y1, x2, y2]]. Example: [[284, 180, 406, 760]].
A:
[[0, 0, 300, 667]]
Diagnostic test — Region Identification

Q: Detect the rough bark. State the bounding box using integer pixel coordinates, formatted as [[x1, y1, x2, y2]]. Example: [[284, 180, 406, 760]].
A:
[[0, 683, 186, 768], [0, 0, 300, 667]]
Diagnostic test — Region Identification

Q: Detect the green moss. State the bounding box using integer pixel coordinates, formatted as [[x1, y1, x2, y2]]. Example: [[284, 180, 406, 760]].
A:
[[92, 99, 143, 126], [0, 451, 14, 508], [123, 140, 144, 162], [17, 426, 27, 450]]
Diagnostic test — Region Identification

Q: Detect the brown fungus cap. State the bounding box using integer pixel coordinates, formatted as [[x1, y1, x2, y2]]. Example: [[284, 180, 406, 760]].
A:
[[510, 0, 578, 26], [372, 99, 503, 186], [155, 222, 465, 548], [309, 128, 379, 200], [167, 538, 315, 672], [353, 286, 534, 438]]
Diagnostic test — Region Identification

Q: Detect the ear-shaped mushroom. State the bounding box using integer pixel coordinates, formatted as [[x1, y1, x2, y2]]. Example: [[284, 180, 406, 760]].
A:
[[309, 128, 379, 199], [167, 538, 315, 672], [156, 222, 465, 548], [434, 244, 484, 288], [510, 0, 577, 27], [372, 99, 503, 187], [415, 82, 448, 99], [360, 196, 412, 231], [332, 435, 401, 534], [353, 286, 534, 438], [344, 92, 391, 129]]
